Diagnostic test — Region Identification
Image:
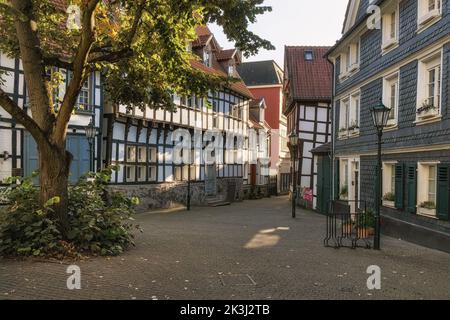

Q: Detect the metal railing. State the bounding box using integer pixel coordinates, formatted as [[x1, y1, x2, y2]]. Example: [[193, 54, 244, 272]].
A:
[[324, 200, 373, 249]]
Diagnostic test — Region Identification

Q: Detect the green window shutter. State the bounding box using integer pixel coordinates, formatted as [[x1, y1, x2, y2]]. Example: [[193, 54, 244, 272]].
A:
[[394, 164, 404, 209], [334, 160, 340, 201], [405, 164, 417, 214], [436, 164, 450, 221]]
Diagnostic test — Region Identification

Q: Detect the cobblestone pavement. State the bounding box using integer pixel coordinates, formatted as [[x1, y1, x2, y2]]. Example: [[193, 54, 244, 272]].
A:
[[0, 196, 449, 300]]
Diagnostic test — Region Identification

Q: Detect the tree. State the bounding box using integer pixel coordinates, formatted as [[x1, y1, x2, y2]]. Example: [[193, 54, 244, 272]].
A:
[[0, 0, 273, 236]]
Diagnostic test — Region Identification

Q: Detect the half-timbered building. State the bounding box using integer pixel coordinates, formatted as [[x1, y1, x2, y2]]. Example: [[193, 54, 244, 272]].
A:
[[103, 26, 254, 209], [283, 46, 333, 210]]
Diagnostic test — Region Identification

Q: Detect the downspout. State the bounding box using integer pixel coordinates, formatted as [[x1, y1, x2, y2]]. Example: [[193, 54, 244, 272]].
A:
[[326, 56, 336, 204]]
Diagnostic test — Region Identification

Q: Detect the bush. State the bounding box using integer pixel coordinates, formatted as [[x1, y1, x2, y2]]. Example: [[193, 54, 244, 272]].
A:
[[0, 167, 140, 258], [383, 192, 395, 201]]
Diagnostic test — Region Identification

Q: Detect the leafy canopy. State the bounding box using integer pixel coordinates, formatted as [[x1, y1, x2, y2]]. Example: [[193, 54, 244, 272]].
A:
[[0, 0, 274, 111]]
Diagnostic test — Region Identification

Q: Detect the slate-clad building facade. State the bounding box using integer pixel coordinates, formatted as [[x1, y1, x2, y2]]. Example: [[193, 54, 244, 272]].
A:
[[327, 0, 450, 252]]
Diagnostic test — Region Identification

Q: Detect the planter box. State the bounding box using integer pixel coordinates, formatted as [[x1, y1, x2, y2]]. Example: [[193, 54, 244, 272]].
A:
[[417, 108, 438, 120], [418, 207, 436, 217], [383, 200, 395, 208]]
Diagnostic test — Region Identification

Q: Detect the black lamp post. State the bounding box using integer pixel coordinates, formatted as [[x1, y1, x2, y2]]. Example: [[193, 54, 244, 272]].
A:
[[370, 102, 391, 250], [288, 131, 300, 218], [85, 119, 96, 172]]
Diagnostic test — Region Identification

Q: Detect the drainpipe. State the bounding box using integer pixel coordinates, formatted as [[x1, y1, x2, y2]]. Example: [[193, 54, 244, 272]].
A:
[[327, 56, 336, 206]]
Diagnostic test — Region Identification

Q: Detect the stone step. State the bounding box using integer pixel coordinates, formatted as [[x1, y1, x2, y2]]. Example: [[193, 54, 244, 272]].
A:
[[207, 200, 231, 207]]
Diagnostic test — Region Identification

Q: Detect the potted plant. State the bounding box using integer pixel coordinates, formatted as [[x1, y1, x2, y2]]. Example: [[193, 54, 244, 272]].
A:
[[357, 209, 375, 239], [340, 185, 348, 200], [418, 201, 436, 216], [348, 121, 360, 135], [342, 221, 354, 236], [382, 192, 395, 207], [417, 101, 437, 119]]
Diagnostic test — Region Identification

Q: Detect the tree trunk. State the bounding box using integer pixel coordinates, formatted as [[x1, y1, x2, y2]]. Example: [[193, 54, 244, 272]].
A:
[[38, 142, 73, 238]]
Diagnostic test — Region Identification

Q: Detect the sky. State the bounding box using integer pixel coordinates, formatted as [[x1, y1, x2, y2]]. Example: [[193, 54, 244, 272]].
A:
[[209, 0, 349, 68]]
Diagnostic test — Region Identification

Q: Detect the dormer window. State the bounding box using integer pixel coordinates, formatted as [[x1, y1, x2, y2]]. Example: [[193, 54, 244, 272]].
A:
[[228, 64, 234, 76], [203, 48, 212, 67], [304, 51, 313, 61]]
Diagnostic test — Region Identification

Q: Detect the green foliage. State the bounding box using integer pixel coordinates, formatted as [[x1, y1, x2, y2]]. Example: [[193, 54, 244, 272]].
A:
[[0, 167, 140, 258], [383, 192, 395, 201], [340, 185, 348, 197], [0, 176, 62, 257], [420, 201, 436, 210], [361, 209, 376, 229]]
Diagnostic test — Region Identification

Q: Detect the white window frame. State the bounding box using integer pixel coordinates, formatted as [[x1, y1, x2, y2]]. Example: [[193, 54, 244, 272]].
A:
[[417, 161, 440, 217], [382, 161, 397, 207], [417, 0, 442, 32], [383, 71, 400, 128], [381, 4, 399, 53], [416, 50, 442, 123], [348, 92, 360, 137], [338, 98, 350, 139], [339, 40, 360, 81]]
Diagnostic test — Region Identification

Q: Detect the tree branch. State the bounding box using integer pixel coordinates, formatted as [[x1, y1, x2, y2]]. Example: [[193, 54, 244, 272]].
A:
[[53, 0, 101, 147], [0, 88, 45, 142], [42, 55, 73, 70]]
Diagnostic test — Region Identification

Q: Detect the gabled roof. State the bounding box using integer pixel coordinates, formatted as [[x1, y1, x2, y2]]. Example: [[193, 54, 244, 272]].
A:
[[237, 60, 283, 87], [190, 26, 254, 99], [284, 46, 332, 102]]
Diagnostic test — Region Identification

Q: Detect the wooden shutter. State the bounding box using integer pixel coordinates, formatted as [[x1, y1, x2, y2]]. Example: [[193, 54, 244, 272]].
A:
[[334, 160, 340, 201], [405, 164, 417, 214], [436, 164, 450, 221], [394, 163, 404, 209]]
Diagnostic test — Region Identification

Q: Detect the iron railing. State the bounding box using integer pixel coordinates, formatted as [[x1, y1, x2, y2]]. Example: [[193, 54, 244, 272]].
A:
[[324, 200, 373, 249]]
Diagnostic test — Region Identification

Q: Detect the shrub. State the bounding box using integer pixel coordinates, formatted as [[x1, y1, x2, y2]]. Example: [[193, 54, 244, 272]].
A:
[[0, 167, 140, 258], [419, 201, 436, 210], [383, 192, 395, 201], [360, 209, 376, 229]]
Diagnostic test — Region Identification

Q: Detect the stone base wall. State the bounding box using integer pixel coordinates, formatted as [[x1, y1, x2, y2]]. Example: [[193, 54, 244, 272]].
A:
[[109, 177, 245, 212], [242, 184, 269, 200]]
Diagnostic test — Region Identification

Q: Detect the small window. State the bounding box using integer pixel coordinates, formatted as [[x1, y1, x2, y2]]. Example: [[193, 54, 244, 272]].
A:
[[126, 166, 136, 182], [304, 51, 313, 61], [383, 72, 399, 126], [228, 65, 235, 76], [137, 166, 146, 182], [137, 147, 147, 163], [417, 51, 442, 121], [126, 146, 136, 162]]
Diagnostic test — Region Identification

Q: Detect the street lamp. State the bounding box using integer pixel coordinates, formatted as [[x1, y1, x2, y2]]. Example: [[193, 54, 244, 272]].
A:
[[288, 131, 300, 218], [370, 102, 391, 250], [85, 119, 96, 172]]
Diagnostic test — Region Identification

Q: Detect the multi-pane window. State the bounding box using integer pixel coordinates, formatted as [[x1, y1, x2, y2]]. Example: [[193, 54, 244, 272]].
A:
[[427, 65, 441, 109], [382, 6, 398, 52], [428, 165, 437, 204], [390, 164, 396, 194], [417, 51, 441, 120], [383, 72, 399, 125], [78, 80, 89, 105], [418, 0, 442, 29]]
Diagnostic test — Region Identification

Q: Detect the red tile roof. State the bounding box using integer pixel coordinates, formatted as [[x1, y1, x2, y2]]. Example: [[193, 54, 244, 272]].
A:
[[284, 46, 332, 101], [190, 60, 253, 99], [216, 49, 236, 61]]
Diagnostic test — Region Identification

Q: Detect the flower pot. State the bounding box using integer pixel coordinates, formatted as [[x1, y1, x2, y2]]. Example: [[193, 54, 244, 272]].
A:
[[357, 227, 374, 239], [342, 223, 353, 236]]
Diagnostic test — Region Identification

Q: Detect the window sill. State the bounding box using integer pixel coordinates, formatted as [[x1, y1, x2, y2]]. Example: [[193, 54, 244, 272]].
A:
[[384, 124, 398, 132], [381, 39, 399, 55], [382, 201, 396, 208], [417, 208, 438, 219], [417, 13, 442, 34], [414, 114, 442, 126]]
